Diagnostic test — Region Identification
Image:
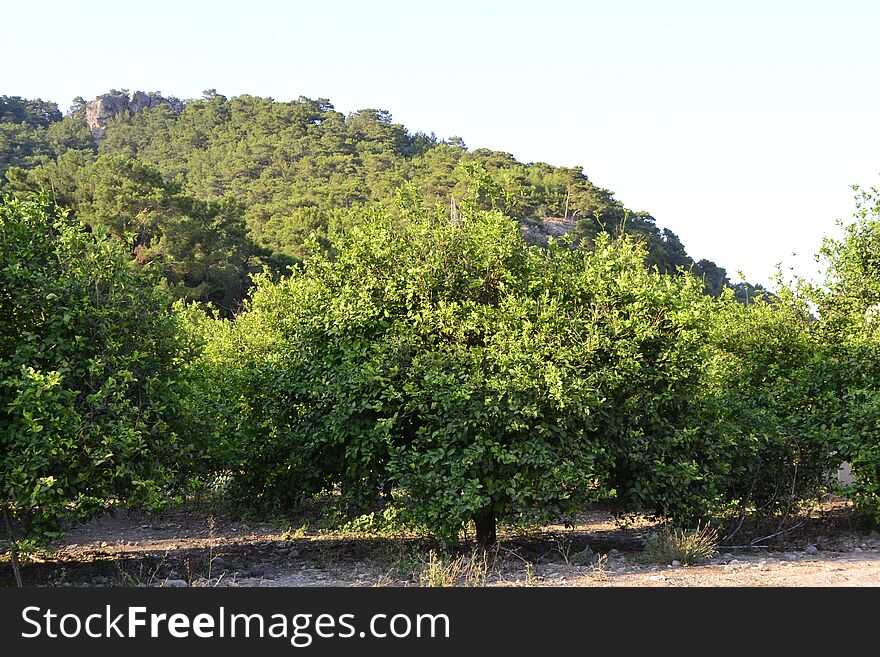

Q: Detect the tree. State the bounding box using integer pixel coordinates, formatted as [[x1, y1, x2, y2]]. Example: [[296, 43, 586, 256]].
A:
[[0, 96, 61, 127], [192, 189, 717, 546], [0, 96, 62, 182], [0, 193, 193, 551], [806, 184, 880, 521], [3, 91, 749, 298], [9, 154, 264, 313], [697, 289, 838, 525]]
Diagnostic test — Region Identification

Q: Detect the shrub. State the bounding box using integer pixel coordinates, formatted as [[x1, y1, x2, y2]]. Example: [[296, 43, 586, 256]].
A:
[[806, 185, 880, 521], [194, 189, 722, 545], [0, 193, 191, 546], [643, 523, 718, 565], [695, 292, 841, 522]]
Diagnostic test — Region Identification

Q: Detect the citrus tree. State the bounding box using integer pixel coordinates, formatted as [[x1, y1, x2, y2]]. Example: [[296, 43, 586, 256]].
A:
[[0, 193, 192, 549], [194, 190, 721, 545], [807, 184, 880, 521], [696, 290, 842, 527]]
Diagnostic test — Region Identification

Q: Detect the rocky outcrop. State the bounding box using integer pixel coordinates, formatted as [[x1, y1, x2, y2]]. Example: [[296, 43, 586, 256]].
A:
[[520, 216, 578, 246], [85, 90, 184, 139]]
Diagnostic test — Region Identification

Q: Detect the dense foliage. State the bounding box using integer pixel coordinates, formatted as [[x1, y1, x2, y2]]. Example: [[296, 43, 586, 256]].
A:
[[2, 89, 880, 551], [184, 190, 750, 544], [805, 185, 880, 522], [1, 92, 745, 311], [697, 295, 838, 519], [0, 194, 192, 544]]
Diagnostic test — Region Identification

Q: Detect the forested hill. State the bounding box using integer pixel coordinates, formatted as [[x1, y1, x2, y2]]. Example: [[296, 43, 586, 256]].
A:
[[0, 90, 760, 312]]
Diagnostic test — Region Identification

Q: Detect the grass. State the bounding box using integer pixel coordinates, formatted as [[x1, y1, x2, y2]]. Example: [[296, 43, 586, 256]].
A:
[[643, 523, 719, 565], [417, 549, 492, 587]]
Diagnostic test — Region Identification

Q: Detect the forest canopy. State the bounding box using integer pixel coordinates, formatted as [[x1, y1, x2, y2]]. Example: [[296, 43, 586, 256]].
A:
[[0, 91, 762, 312]]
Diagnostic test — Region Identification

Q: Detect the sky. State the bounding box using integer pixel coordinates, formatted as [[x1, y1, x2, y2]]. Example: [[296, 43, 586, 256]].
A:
[[6, 0, 880, 287]]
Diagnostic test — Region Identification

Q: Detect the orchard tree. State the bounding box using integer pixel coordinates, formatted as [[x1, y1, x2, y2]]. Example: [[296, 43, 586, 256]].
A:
[[0, 194, 194, 554], [807, 184, 880, 521], [196, 188, 719, 546], [696, 289, 839, 525]]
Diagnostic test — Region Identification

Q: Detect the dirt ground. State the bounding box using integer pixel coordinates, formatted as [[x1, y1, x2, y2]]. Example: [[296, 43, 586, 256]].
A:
[[5, 502, 880, 587]]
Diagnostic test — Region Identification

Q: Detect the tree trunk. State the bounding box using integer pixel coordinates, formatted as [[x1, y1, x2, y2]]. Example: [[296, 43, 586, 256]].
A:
[[474, 508, 497, 548], [3, 506, 23, 587]]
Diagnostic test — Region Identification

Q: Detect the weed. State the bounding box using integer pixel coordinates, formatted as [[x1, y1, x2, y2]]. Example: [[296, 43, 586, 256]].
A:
[[418, 550, 459, 587], [389, 545, 423, 582], [462, 549, 490, 587], [417, 549, 491, 587], [590, 554, 609, 581], [47, 566, 69, 587], [643, 522, 718, 565], [114, 555, 166, 587], [555, 533, 576, 565], [570, 546, 598, 566], [337, 507, 406, 536], [281, 524, 309, 541]]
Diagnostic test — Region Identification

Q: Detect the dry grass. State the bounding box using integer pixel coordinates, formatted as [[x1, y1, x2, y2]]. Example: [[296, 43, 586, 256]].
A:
[[418, 549, 491, 587], [644, 523, 719, 565]]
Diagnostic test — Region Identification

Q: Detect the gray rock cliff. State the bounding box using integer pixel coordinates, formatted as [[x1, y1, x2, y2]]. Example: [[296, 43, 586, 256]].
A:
[[85, 90, 184, 139]]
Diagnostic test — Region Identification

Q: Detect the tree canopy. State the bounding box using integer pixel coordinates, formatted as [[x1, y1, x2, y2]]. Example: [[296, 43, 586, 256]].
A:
[[2, 91, 740, 310], [0, 194, 193, 544]]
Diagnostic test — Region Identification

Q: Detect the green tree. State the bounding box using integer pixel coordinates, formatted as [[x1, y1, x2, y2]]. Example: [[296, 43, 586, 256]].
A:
[[10, 154, 263, 312], [3, 91, 749, 298], [807, 184, 880, 520], [191, 191, 718, 546], [697, 290, 838, 525], [0, 96, 62, 181], [0, 193, 193, 548]]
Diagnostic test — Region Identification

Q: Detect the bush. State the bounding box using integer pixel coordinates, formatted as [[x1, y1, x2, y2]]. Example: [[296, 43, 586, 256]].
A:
[[695, 292, 841, 522], [806, 186, 880, 521], [193, 190, 723, 545], [644, 523, 718, 565], [0, 193, 192, 545]]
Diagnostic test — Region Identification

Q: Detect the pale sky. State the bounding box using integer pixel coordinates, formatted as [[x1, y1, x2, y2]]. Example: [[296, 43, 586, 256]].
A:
[[6, 0, 880, 287]]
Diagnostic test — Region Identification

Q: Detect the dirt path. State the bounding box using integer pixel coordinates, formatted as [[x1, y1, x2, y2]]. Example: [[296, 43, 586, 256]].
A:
[[537, 551, 880, 587], [5, 505, 880, 587]]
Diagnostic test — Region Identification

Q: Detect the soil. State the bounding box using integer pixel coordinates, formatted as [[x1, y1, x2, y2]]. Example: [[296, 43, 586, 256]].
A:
[[4, 502, 880, 587]]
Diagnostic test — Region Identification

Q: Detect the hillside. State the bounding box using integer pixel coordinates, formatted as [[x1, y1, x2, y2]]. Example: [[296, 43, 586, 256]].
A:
[[0, 90, 758, 311]]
